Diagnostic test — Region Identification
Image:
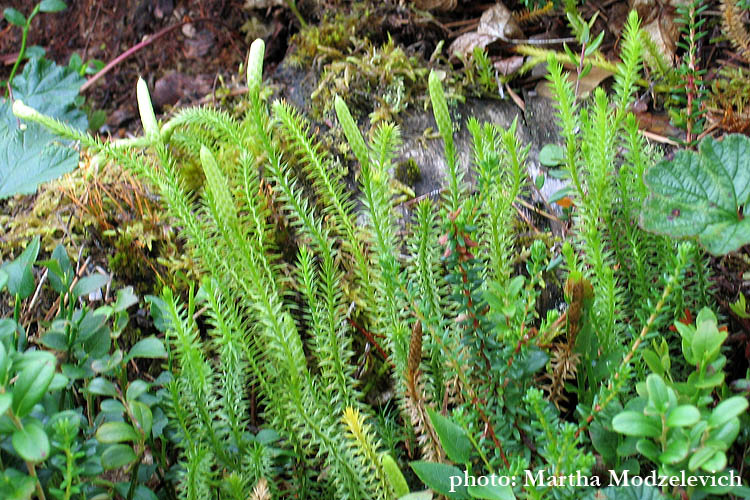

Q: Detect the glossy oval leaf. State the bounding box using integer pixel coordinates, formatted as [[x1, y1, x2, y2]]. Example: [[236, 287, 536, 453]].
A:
[[641, 134, 750, 255], [0, 468, 37, 500], [612, 411, 661, 437], [666, 405, 700, 428], [12, 359, 55, 418], [72, 273, 109, 300], [39, 0, 67, 12], [12, 420, 50, 462], [96, 421, 138, 443], [708, 397, 749, 429], [101, 444, 136, 470], [125, 336, 167, 361]]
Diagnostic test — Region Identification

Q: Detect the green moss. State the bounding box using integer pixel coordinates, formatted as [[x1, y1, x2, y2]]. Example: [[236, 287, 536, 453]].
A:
[[394, 158, 420, 187]]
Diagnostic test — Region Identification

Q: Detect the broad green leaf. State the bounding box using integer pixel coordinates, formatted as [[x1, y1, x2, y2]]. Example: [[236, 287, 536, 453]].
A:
[[126, 380, 149, 402], [645, 374, 670, 412], [41, 244, 72, 293], [1, 237, 40, 299], [0, 269, 8, 292], [87, 377, 118, 397], [2, 58, 86, 198], [96, 421, 138, 443], [467, 483, 516, 500], [658, 438, 689, 464], [641, 134, 750, 255], [0, 393, 12, 415], [101, 444, 136, 470], [382, 453, 409, 497], [539, 143, 565, 167], [101, 399, 126, 415], [0, 468, 37, 500], [410, 461, 468, 499], [700, 451, 727, 473], [708, 397, 748, 429], [666, 405, 700, 427], [130, 400, 152, 437], [427, 408, 472, 464], [72, 273, 109, 299], [691, 309, 726, 364], [39, 0, 67, 12], [635, 439, 660, 463], [125, 336, 167, 361], [3, 8, 26, 27], [612, 411, 661, 437], [688, 444, 721, 471], [12, 358, 55, 418], [40, 331, 68, 351], [12, 420, 49, 462]]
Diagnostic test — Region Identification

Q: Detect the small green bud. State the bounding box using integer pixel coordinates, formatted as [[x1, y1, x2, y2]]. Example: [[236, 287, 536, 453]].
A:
[[12, 100, 39, 121], [136, 77, 159, 142], [247, 39, 265, 93]]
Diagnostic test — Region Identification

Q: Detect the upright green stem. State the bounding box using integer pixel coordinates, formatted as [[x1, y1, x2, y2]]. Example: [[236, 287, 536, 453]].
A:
[[6, 5, 40, 95]]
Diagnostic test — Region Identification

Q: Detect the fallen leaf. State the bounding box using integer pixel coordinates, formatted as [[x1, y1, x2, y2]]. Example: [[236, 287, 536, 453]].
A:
[[448, 2, 524, 57], [478, 2, 524, 40], [449, 32, 496, 58], [494, 55, 524, 75]]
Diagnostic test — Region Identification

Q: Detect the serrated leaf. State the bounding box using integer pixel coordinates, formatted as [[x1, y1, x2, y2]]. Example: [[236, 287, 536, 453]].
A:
[[427, 408, 472, 464], [641, 134, 750, 255], [1, 58, 86, 199]]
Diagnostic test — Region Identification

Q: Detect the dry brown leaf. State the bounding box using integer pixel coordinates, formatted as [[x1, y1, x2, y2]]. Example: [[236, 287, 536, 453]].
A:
[[478, 2, 524, 40], [448, 2, 524, 57], [535, 66, 614, 98], [631, 0, 689, 65], [494, 55, 524, 75], [449, 32, 497, 57]]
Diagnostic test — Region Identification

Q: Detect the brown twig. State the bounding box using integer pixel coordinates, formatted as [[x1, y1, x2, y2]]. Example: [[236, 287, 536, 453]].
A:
[[80, 17, 217, 93]]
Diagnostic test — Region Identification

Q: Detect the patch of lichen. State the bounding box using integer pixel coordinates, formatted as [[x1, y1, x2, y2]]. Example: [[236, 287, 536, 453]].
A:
[[0, 152, 199, 295]]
